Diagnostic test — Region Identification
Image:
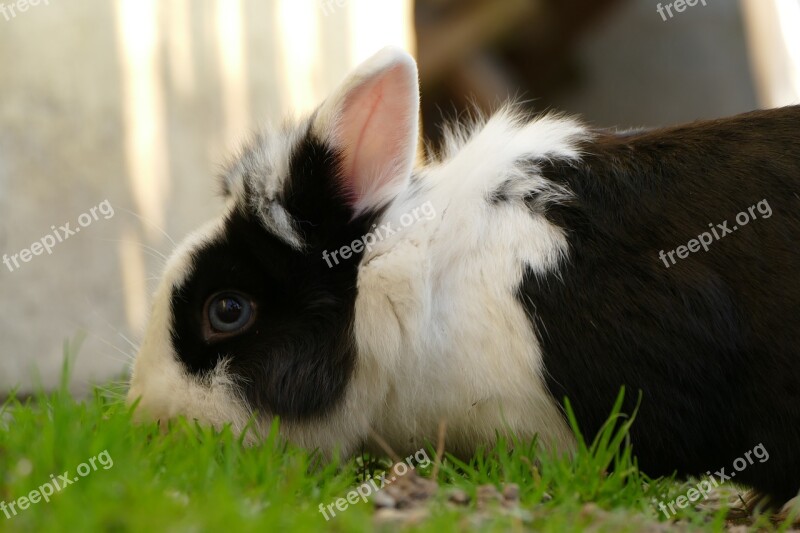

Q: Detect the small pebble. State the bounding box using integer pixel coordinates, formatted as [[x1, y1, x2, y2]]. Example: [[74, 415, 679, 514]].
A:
[[374, 490, 396, 509], [447, 488, 470, 506]]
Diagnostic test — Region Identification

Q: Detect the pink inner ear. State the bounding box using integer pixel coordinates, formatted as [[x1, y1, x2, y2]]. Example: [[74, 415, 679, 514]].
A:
[[334, 64, 416, 209]]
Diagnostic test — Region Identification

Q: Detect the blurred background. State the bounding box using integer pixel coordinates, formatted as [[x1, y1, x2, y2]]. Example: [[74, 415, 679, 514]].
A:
[[0, 0, 797, 395]]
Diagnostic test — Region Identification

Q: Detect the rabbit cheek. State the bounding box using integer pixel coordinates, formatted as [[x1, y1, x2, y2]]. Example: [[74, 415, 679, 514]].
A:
[[128, 222, 254, 434], [127, 285, 252, 435]]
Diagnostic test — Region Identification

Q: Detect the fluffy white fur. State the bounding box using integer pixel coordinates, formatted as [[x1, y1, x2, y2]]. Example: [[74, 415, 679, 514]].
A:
[[128, 48, 590, 459], [347, 107, 588, 457]]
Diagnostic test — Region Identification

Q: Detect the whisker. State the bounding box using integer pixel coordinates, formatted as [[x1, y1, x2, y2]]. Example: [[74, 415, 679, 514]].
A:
[[118, 207, 178, 246], [65, 315, 137, 365], [94, 335, 137, 363], [96, 384, 127, 394], [95, 387, 127, 400], [117, 332, 139, 351], [99, 239, 169, 262], [82, 299, 141, 351]]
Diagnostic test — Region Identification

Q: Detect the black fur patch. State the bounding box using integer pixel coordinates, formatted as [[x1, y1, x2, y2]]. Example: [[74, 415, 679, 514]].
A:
[[489, 180, 514, 204], [519, 106, 800, 502], [170, 134, 375, 421]]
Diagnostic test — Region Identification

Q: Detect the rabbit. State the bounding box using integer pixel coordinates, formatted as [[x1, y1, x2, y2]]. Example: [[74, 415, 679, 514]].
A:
[[127, 47, 800, 505]]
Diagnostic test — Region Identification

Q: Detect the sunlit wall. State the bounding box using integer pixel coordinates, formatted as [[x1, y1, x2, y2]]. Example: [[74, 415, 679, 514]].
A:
[[742, 0, 800, 107]]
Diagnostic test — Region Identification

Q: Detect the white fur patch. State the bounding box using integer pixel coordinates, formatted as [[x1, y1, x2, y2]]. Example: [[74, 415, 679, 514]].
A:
[[128, 103, 590, 459], [343, 108, 590, 457]]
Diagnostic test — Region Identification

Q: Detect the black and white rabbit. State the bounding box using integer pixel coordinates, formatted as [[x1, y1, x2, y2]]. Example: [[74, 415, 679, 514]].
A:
[[128, 47, 800, 504]]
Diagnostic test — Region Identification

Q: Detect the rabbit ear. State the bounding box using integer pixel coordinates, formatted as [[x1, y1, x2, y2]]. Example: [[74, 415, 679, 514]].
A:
[[313, 47, 420, 215]]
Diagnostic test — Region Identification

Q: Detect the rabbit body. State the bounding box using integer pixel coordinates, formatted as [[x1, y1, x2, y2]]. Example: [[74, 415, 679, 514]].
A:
[[128, 48, 800, 502]]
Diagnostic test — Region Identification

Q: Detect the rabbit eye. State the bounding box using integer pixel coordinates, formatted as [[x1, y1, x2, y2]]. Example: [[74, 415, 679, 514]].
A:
[[204, 291, 255, 340]]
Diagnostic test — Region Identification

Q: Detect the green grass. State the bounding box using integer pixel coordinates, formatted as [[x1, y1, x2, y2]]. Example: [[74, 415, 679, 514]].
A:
[[0, 344, 795, 532]]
